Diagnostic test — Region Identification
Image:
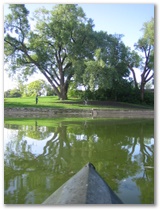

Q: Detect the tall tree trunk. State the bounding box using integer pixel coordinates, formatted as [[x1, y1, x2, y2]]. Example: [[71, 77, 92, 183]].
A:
[[60, 85, 68, 100], [59, 73, 73, 100], [140, 75, 145, 102], [140, 84, 145, 102]]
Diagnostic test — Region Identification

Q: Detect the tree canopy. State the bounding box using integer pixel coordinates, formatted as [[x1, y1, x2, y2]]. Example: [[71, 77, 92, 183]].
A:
[[4, 4, 95, 100], [4, 4, 154, 103], [126, 17, 154, 101]]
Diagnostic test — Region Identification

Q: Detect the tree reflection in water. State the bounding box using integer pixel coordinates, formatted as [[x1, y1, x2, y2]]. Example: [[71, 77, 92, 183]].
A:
[[4, 119, 154, 204]]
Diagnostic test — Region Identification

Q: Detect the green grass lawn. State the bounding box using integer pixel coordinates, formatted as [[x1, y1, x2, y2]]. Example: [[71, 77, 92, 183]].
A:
[[4, 96, 113, 110], [4, 96, 153, 110], [4, 96, 63, 108]]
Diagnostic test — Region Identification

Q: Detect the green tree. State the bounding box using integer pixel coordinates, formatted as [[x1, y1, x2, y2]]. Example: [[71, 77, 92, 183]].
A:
[[4, 90, 11, 98], [126, 18, 154, 102], [10, 88, 22, 97], [26, 79, 46, 96], [83, 33, 129, 99], [4, 88, 22, 98], [45, 83, 56, 96], [4, 4, 95, 100], [83, 48, 107, 91]]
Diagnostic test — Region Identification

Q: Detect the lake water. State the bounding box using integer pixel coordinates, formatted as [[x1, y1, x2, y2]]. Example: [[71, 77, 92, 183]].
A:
[[4, 118, 154, 204]]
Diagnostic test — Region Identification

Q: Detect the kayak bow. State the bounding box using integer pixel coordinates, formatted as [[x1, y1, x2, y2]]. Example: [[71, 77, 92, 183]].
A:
[[42, 162, 123, 204]]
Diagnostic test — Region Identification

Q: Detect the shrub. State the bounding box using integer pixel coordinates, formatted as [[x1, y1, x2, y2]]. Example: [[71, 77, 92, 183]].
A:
[[4, 88, 22, 98]]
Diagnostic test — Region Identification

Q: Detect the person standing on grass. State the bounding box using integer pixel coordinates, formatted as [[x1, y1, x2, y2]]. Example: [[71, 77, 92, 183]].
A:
[[36, 94, 38, 104]]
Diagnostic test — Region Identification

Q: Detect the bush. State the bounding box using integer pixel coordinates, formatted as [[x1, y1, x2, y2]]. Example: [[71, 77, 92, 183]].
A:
[[144, 91, 154, 105], [68, 89, 83, 99], [94, 89, 107, 100], [4, 88, 22, 98]]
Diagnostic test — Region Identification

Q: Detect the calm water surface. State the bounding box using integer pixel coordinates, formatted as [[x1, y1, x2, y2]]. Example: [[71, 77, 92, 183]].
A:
[[4, 118, 154, 204]]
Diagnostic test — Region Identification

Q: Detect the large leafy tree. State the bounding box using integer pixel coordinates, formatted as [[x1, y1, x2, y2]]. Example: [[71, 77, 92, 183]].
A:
[[126, 18, 154, 102], [136, 19, 154, 102], [4, 4, 95, 100], [82, 32, 129, 97]]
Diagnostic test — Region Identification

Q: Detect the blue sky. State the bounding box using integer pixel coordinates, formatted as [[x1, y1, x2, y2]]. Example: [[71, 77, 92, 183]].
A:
[[23, 3, 154, 49], [4, 3, 154, 90], [4, 3, 154, 49], [80, 4, 154, 48]]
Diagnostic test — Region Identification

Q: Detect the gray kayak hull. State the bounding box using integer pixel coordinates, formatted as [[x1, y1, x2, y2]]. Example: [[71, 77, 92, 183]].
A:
[[42, 162, 123, 204]]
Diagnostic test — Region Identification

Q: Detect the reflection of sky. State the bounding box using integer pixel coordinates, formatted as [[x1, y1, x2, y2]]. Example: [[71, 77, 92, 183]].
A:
[[121, 137, 154, 161], [133, 138, 154, 156], [4, 128, 57, 157], [4, 128, 18, 145], [117, 175, 141, 204], [71, 134, 87, 141], [22, 133, 57, 157], [5, 176, 18, 195], [69, 134, 99, 142]]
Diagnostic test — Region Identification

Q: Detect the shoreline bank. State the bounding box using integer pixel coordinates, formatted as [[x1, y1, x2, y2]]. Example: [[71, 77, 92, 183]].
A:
[[4, 107, 154, 118]]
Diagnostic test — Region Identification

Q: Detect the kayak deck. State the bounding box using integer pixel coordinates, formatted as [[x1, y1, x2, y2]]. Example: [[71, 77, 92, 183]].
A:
[[42, 162, 123, 204]]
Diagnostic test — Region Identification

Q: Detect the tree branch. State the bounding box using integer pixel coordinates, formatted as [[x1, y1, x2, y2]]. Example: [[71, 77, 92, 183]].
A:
[[70, 30, 76, 43], [127, 65, 138, 89], [145, 73, 154, 83]]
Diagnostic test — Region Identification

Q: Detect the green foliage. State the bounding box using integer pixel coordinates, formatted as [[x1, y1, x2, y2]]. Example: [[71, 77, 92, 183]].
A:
[[4, 90, 11, 98], [45, 84, 57, 96], [4, 4, 95, 100], [4, 4, 129, 101], [143, 91, 154, 106], [83, 33, 129, 92], [135, 18, 154, 101], [25, 79, 46, 96], [141, 17, 154, 46], [126, 49, 141, 68], [4, 5, 154, 103], [93, 89, 108, 101], [67, 82, 83, 98], [83, 49, 109, 91], [4, 88, 22, 98], [4, 5, 33, 79], [126, 17, 154, 101]]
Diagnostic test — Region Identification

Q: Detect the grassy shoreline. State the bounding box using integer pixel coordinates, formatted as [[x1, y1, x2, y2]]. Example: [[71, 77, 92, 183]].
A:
[[4, 96, 153, 110]]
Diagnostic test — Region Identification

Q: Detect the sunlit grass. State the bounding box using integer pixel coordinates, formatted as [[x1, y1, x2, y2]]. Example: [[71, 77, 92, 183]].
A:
[[4, 96, 153, 110], [4, 96, 117, 110]]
